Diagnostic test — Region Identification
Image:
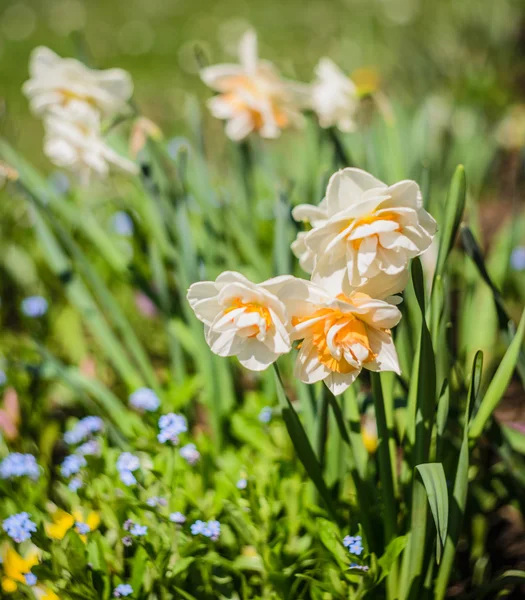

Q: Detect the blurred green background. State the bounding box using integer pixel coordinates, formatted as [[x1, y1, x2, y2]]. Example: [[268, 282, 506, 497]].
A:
[[1, 0, 525, 169]]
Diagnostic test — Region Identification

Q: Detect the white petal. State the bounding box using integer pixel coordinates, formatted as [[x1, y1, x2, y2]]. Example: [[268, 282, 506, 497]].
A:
[[237, 339, 277, 371], [238, 30, 258, 74], [349, 219, 399, 240], [352, 298, 402, 329], [357, 235, 378, 276], [292, 203, 328, 225], [200, 65, 244, 91], [378, 231, 419, 253], [352, 269, 409, 300], [311, 253, 348, 296], [326, 168, 386, 215], [225, 112, 254, 141], [325, 370, 359, 396], [367, 329, 401, 374], [294, 341, 331, 384], [207, 329, 241, 357]]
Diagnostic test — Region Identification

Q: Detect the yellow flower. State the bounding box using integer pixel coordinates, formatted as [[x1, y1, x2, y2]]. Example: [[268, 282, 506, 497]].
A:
[[34, 585, 60, 600], [361, 414, 379, 454], [1, 544, 39, 593], [45, 508, 100, 543]]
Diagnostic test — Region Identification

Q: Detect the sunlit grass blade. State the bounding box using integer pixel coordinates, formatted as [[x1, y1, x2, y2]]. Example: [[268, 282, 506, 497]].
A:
[[29, 201, 144, 390], [432, 165, 466, 291], [435, 351, 483, 600], [469, 308, 525, 441], [415, 463, 448, 564], [461, 224, 525, 388], [407, 258, 437, 463]]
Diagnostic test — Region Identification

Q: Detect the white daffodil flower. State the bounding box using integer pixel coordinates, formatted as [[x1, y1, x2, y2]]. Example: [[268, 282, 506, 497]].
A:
[[187, 271, 292, 371], [43, 101, 138, 185], [291, 197, 329, 273], [310, 58, 360, 132], [279, 276, 402, 395], [200, 30, 307, 141], [23, 46, 133, 119], [301, 168, 437, 293]]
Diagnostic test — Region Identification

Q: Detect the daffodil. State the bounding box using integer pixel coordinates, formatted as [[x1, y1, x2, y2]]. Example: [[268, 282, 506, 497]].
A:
[[45, 508, 99, 543], [291, 197, 329, 273], [300, 168, 437, 293], [43, 101, 138, 185], [279, 277, 402, 395], [187, 271, 292, 371], [309, 58, 360, 133], [1, 544, 39, 593], [200, 30, 306, 140], [23, 46, 133, 119]]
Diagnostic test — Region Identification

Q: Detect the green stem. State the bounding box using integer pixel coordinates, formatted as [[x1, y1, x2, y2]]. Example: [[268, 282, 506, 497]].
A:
[[371, 373, 397, 543], [317, 386, 330, 469]]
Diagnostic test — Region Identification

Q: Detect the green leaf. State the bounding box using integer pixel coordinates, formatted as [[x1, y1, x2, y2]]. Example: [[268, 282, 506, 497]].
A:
[[131, 546, 148, 593], [317, 518, 348, 568], [377, 536, 408, 583], [461, 225, 525, 388], [433, 164, 466, 288], [415, 463, 449, 564], [436, 352, 483, 599], [408, 258, 437, 464], [171, 556, 195, 578], [469, 308, 525, 441], [502, 424, 525, 455], [273, 364, 336, 518]]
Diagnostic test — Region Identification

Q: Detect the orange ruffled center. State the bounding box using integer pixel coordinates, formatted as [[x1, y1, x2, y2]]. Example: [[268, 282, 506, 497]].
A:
[[293, 297, 376, 374], [224, 297, 273, 338], [340, 210, 401, 250], [219, 75, 290, 131]]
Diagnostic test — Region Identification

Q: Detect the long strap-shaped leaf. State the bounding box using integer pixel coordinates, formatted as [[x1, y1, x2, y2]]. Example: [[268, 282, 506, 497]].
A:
[[435, 351, 483, 599], [461, 225, 525, 388], [273, 364, 336, 518], [415, 463, 449, 564], [469, 308, 525, 441]]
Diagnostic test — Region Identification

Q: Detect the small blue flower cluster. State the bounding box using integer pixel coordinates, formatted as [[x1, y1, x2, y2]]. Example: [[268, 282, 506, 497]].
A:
[[236, 478, 248, 490], [117, 452, 140, 486], [157, 413, 187, 445], [61, 454, 87, 478], [2, 512, 37, 543], [146, 496, 167, 508], [258, 406, 272, 423], [68, 477, 83, 492], [179, 443, 200, 465], [129, 387, 160, 412], [21, 296, 48, 318], [75, 522, 91, 535], [77, 440, 101, 457], [111, 211, 134, 237], [343, 535, 364, 556], [24, 572, 38, 586], [190, 519, 221, 541], [0, 453, 40, 480], [64, 416, 104, 445], [124, 519, 147, 537], [114, 583, 133, 597], [511, 246, 525, 271], [169, 511, 186, 524]]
